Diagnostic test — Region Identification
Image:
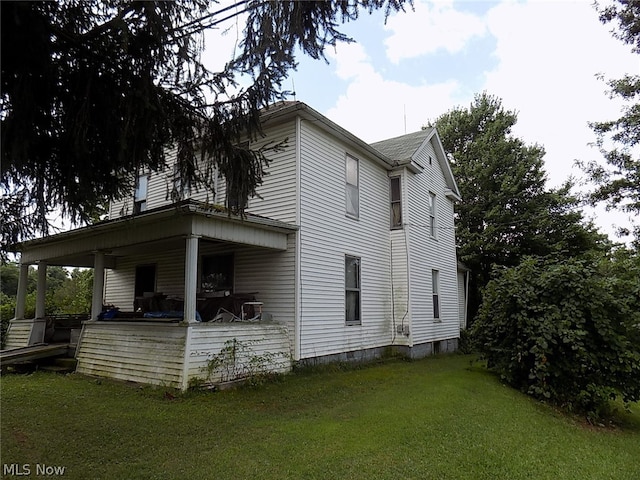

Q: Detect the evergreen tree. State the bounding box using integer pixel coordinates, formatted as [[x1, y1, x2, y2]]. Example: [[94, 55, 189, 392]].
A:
[[579, 0, 640, 243], [1, 0, 408, 257]]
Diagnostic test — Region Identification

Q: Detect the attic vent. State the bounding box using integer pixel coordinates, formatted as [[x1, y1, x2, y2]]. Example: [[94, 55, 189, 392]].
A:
[[429, 155, 433, 165]]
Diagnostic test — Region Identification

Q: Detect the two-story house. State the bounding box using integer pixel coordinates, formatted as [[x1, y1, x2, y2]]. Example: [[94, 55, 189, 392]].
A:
[[6, 101, 462, 389]]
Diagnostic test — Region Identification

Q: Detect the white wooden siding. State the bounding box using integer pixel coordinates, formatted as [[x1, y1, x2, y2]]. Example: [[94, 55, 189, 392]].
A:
[[186, 323, 291, 384], [405, 139, 459, 345], [233, 234, 296, 335], [246, 123, 297, 224], [390, 229, 411, 346], [298, 120, 393, 359], [75, 322, 187, 387], [74, 321, 291, 388], [4, 320, 33, 349], [108, 123, 296, 223]]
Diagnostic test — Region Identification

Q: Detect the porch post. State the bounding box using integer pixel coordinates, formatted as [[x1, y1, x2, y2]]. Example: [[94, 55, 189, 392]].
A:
[[91, 251, 105, 321], [35, 261, 47, 319], [14, 262, 29, 319], [183, 234, 200, 323]]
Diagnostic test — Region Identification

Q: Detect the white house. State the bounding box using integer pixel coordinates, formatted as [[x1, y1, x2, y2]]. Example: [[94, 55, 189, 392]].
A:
[[5, 101, 462, 388]]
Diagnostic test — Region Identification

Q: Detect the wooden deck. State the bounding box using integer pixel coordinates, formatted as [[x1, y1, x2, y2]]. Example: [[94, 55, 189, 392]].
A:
[[0, 343, 72, 366]]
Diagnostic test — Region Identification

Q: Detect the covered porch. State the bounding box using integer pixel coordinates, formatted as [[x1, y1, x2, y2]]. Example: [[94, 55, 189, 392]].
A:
[[6, 201, 298, 389]]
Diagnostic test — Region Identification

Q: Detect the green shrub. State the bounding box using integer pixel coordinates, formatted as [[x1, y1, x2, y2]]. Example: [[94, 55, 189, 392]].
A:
[[473, 254, 640, 419]]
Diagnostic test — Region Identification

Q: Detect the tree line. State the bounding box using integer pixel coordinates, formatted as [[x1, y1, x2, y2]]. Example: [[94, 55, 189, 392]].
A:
[[0, 264, 93, 346]]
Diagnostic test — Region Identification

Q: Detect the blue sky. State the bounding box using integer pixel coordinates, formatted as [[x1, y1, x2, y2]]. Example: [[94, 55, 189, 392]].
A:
[[205, 0, 638, 240]]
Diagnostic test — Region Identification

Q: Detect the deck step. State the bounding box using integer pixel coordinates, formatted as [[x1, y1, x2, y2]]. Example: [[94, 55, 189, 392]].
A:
[[53, 357, 78, 369], [40, 364, 74, 374]]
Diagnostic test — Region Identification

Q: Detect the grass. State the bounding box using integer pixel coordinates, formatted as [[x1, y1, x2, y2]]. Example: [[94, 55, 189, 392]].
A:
[[1, 354, 639, 480]]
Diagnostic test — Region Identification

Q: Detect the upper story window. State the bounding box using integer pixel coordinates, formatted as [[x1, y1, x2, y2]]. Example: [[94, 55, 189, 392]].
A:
[[134, 173, 149, 214], [227, 180, 247, 213], [428, 192, 436, 237], [172, 164, 190, 201], [346, 155, 359, 218], [390, 176, 402, 229]]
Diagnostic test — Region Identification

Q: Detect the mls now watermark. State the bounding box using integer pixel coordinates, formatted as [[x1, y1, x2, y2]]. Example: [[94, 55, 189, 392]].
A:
[[3, 463, 67, 476]]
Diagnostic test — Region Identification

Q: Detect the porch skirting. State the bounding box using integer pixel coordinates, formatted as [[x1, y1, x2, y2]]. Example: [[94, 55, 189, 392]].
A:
[[3, 318, 47, 350], [75, 321, 292, 389]]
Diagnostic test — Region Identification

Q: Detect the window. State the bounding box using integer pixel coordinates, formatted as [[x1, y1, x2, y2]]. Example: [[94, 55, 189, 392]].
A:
[[346, 155, 359, 218], [432, 269, 440, 320], [201, 254, 234, 293], [428, 192, 436, 237], [172, 164, 190, 201], [345, 255, 361, 325], [227, 180, 247, 212], [135, 265, 156, 297], [390, 176, 402, 229], [134, 174, 149, 214]]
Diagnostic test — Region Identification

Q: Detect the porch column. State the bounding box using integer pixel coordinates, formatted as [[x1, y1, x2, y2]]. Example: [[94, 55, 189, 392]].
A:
[[35, 261, 47, 319], [14, 262, 29, 319], [183, 234, 200, 323], [91, 251, 105, 321]]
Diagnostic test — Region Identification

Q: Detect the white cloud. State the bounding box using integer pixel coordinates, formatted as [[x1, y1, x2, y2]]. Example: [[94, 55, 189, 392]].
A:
[[324, 43, 462, 143], [384, 0, 487, 63], [482, 0, 636, 187]]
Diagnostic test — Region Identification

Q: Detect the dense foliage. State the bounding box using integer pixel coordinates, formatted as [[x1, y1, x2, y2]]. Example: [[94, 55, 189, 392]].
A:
[[472, 253, 640, 419], [432, 93, 608, 319], [0, 0, 408, 257], [0, 263, 92, 347]]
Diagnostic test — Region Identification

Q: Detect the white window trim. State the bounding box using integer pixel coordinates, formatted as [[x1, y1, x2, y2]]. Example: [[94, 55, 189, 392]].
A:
[[345, 154, 359, 219], [432, 269, 441, 321], [429, 192, 437, 238], [134, 173, 149, 214], [390, 176, 403, 230], [345, 255, 361, 326]]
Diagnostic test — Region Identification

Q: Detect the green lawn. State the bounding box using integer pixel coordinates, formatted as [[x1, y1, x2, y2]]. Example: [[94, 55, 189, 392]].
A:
[[2, 355, 639, 480]]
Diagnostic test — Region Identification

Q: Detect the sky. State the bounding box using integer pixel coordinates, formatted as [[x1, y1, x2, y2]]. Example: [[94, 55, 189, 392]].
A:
[[204, 0, 638, 241]]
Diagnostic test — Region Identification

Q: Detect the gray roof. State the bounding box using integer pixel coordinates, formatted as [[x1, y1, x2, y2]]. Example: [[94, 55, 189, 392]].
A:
[[370, 128, 435, 163]]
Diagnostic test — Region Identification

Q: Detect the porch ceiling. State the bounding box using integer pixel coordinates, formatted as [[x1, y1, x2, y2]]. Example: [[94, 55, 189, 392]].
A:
[[15, 202, 297, 267]]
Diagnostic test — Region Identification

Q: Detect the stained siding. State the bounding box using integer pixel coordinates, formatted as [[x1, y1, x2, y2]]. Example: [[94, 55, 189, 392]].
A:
[[187, 323, 291, 384], [390, 229, 410, 345], [75, 322, 187, 387], [298, 120, 392, 359], [405, 139, 459, 345], [4, 320, 33, 349]]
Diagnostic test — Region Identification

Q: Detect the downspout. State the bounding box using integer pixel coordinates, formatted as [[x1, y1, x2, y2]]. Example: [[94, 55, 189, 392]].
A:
[[464, 269, 470, 330]]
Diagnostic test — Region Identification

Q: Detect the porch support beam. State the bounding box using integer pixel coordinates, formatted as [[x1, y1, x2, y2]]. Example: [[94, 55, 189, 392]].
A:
[[91, 251, 105, 321], [35, 261, 47, 319], [183, 235, 200, 323], [14, 262, 29, 320]]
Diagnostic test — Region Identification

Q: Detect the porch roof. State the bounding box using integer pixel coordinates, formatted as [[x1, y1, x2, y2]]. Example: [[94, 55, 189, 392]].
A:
[[14, 201, 298, 267]]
